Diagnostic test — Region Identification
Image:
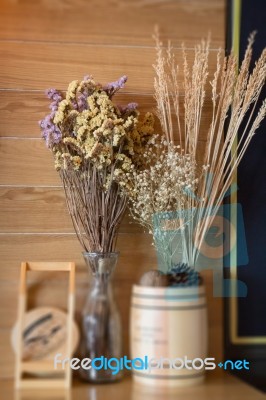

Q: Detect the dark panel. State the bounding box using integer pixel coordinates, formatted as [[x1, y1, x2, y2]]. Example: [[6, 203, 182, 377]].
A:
[[225, 0, 266, 393]]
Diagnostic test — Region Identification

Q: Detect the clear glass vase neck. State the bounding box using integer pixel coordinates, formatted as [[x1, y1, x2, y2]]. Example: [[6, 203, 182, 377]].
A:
[[83, 251, 119, 277]]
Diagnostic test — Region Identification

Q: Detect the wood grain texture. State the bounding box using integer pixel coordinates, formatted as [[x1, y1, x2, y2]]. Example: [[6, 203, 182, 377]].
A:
[[0, 139, 60, 185], [0, 187, 142, 233], [0, 42, 220, 91], [0, 0, 224, 47], [0, 92, 213, 139], [0, 234, 156, 282], [0, 330, 15, 379]]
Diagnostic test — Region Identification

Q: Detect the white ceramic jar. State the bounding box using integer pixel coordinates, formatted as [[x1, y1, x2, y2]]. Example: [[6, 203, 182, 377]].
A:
[[130, 284, 207, 387]]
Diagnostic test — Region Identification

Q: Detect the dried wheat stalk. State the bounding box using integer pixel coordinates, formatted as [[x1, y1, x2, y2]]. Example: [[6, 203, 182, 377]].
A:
[[153, 31, 266, 267]]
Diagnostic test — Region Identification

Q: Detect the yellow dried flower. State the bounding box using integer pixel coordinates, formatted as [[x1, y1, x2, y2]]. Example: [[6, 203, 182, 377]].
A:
[[66, 80, 79, 101], [89, 142, 104, 158], [54, 99, 69, 124], [71, 156, 82, 170], [45, 76, 155, 183]]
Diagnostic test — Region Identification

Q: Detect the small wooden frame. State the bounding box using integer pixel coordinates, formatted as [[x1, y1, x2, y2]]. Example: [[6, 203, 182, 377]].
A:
[[15, 261, 76, 390]]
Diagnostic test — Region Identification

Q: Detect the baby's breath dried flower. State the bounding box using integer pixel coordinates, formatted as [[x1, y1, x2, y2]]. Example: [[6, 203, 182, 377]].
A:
[[119, 138, 198, 233]]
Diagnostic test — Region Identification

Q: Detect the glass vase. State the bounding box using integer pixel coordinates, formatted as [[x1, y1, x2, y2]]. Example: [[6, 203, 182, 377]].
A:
[[79, 252, 123, 383]]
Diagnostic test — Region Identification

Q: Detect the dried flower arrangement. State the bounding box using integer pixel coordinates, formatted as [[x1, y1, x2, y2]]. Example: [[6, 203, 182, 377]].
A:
[[39, 75, 155, 253], [122, 32, 266, 272], [119, 137, 201, 271], [39, 76, 158, 383]]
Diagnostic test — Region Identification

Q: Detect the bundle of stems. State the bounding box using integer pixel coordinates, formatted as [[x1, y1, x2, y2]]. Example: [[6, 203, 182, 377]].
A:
[[153, 31, 266, 267], [60, 165, 127, 253]]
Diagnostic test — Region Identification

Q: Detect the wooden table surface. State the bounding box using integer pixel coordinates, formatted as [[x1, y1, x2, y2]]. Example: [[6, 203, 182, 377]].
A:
[[1, 373, 265, 400]]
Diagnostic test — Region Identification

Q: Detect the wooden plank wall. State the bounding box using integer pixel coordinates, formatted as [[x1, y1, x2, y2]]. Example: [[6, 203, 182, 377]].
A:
[[0, 0, 225, 379]]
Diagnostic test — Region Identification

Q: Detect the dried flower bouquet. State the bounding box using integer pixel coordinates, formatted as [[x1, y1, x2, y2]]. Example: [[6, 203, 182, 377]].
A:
[[124, 33, 266, 271], [40, 75, 155, 253]]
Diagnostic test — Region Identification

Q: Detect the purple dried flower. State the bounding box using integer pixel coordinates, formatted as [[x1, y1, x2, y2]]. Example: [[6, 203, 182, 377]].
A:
[[104, 75, 128, 97], [49, 102, 59, 112], [126, 102, 138, 111], [39, 88, 63, 148], [45, 88, 63, 102], [39, 113, 62, 148], [45, 88, 63, 112], [76, 77, 93, 111], [118, 102, 138, 114], [77, 90, 89, 111], [83, 75, 92, 81]]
